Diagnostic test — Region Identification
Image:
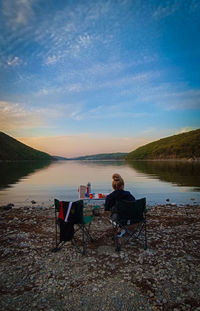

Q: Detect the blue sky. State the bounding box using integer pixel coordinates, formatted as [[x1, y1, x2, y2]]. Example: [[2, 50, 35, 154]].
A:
[[0, 0, 200, 157]]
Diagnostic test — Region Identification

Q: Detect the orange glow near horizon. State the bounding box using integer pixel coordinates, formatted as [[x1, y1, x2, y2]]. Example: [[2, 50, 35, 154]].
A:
[[18, 135, 151, 157]]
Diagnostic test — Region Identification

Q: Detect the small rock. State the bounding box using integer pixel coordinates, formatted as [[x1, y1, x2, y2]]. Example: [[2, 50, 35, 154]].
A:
[[0, 203, 14, 210], [148, 290, 154, 298]]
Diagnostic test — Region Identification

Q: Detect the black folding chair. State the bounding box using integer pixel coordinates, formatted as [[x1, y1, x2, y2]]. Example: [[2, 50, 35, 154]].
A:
[[112, 198, 147, 252], [52, 199, 93, 255]]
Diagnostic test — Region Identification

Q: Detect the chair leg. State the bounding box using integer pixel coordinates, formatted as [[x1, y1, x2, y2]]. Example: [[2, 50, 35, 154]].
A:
[[144, 220, 147, 250], [83, 223, 94, 241], [52, 241, 65, 252], [71, 223, 93, 255], [52, 210, 59, 251], [115, 236, 120, 252], [82, 224, 86, 255], [117, 221, 147, 251], [113, 227, 120, 252], [51, 213, 65, 252], [71, 239, 82, 254]]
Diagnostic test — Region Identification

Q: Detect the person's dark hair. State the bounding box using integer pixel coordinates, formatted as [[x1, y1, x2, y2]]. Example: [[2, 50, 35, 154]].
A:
[[112, 173, 124, 190]]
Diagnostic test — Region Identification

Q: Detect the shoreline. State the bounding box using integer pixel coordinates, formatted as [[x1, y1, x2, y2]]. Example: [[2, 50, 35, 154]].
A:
[[1, 158, 200, 162], [0, 204, 200, 310], [0, 195, 200, 211]]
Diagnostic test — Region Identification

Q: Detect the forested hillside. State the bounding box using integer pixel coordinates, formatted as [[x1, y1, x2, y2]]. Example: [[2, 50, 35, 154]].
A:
[[0, 132, 52, 161], [126, 129, 200, 160]]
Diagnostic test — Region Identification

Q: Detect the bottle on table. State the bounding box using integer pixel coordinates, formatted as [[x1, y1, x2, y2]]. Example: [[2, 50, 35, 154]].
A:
[[87, 182, 91, 196]]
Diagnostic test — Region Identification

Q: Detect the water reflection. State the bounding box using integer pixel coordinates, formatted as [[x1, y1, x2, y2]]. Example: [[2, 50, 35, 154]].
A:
[[127, 160, 200, 190], [0, 160, 199, 206], [0, 160, 52, 190]]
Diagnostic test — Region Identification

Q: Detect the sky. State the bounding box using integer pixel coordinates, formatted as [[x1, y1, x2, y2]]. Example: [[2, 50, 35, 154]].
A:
[[0, 0, 200, 157]]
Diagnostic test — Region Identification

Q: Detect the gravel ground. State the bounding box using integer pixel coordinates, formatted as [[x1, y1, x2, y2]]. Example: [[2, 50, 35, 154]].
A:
[[0, 203, 200, 311]]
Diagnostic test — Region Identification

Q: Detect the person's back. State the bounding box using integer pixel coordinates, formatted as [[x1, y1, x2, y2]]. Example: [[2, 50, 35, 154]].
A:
[[104, 173, 135, 237], [105, 188, 135, 211]]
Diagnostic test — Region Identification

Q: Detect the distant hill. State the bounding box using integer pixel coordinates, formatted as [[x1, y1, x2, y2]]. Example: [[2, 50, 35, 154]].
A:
[[52, 156, 69, 160], [126, 129, 200, 160], [0, 132, 53, 161], [71, 153, 128, 160]]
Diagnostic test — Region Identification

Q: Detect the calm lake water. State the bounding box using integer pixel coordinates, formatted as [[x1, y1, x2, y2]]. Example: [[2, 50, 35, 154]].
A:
[[0, 160, 200, 207]]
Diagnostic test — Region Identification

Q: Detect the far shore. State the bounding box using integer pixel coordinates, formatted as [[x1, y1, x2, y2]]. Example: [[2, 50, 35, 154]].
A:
[[1, 157, 200, 162]]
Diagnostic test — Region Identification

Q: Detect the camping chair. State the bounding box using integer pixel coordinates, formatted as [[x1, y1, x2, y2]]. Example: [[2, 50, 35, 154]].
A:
[[52, 199, 93, 255], [112, 198, 147, 252]]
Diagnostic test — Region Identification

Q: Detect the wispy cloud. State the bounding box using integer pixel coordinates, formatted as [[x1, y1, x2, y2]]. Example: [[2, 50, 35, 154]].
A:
[[66, 102, 152, 121], [35, 3, 113, 64], [7, 56, 21, 66], [0, 0, 199, 151], [31, 67, 159, 100], [0, 1, 122, 68], [1, 0, 36, 29], [97, 71, 160, 90], [152, 89, 200, 110], [0, 101, 43, 131], [178, 127, 196, 134], [152, 0, 200, 20], [0, 100, 85, 132], [45, 55, 60, 65], [153, 2, 179, 19], [123, 82, 200, 111], [38, 70, 159, 96]]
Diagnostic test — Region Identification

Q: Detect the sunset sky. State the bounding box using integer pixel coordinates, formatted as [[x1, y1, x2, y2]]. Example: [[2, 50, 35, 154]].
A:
[[0, 0, 200, 157]]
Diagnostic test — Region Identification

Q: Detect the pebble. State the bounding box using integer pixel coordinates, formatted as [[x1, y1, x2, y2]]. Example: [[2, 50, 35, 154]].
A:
[[0, 204, 200, 311]]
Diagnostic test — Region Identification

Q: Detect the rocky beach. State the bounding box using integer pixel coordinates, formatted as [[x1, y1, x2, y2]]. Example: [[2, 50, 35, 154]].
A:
[[0, 202, 200, 311]]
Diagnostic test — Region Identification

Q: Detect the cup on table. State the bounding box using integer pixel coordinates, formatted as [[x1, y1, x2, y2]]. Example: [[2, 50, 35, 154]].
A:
[[98, 193, 103, 199], [89, 193, 93, 199]]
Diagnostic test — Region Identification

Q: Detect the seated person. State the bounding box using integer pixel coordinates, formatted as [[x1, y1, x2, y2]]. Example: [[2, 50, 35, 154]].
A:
[[104, 173, 135, 237]]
